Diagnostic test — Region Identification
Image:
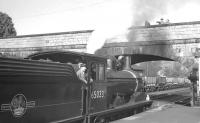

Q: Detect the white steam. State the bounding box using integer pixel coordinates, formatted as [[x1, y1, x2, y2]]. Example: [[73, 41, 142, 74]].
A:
[[87, 27, 128, 54]]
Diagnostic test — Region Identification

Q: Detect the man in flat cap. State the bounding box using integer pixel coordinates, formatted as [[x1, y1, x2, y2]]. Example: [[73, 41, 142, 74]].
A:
[[76, 63, 87, 84]]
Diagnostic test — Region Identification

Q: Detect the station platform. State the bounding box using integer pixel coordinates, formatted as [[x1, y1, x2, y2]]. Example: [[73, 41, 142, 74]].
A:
[[112, 101, 200, 123]]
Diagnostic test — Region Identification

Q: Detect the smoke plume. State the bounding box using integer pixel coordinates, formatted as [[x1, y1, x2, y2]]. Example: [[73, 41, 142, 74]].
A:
[[131, 0, 200, 26], [132, 0, 169, 26]]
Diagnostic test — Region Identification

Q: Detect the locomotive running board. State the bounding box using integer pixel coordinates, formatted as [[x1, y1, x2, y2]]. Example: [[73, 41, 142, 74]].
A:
[[50, 116, 85, 123]]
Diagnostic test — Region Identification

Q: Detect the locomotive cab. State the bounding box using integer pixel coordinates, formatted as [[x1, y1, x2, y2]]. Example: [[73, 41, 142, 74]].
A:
[[27, 51, 108, 119]]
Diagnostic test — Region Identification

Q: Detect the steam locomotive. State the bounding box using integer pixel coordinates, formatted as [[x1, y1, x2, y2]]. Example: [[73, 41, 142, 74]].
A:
[[0, 51, 152, 123]]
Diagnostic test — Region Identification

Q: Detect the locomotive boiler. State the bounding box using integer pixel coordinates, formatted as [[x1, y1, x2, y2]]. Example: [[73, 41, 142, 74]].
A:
[[0, 51, 152, 123]]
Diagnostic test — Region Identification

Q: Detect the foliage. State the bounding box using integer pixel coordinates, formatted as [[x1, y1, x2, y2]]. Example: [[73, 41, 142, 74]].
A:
[[0, 12, 17, 38], [141, 60, 193, 77], [155, 57, 198, 77], [159, 61, 189, 77]]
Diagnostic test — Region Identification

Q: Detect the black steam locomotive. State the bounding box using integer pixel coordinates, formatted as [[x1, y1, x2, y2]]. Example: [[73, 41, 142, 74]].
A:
[[0, 51, 152, 123]]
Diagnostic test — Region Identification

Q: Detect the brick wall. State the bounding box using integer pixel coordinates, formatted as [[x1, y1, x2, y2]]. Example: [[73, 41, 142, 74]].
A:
[[0, 30, 93, 57]]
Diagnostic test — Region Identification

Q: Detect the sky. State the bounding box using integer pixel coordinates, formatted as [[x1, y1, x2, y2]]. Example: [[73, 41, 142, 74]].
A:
[[0, 0, 133, 35], [1, 0, 200, 53]]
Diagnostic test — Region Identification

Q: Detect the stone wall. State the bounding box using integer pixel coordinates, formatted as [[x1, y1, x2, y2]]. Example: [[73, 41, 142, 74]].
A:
[[129, 22, 200, 42], [0, 30, 93, 57], [103, 21, 200, 58]]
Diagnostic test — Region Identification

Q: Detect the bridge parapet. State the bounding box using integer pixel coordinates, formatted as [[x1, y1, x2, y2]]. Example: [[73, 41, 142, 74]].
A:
[[0, 30, 93, 57], [106, 21, 200, 43]]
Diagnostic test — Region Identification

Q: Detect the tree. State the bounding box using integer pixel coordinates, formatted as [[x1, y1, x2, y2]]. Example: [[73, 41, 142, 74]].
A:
[[0, 12, 17, 38]]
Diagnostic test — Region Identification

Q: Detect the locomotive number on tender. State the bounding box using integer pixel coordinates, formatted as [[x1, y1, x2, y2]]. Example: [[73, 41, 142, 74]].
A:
[[91, 90, 105, 99]]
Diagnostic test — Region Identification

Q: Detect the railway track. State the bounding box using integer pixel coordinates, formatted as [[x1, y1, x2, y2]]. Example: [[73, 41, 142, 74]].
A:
[[147, 87, 191, 106], [153, 94, 191, 106]]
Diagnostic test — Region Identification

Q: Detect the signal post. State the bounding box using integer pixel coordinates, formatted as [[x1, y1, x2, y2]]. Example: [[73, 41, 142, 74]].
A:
[[189, 48, 200, 106]]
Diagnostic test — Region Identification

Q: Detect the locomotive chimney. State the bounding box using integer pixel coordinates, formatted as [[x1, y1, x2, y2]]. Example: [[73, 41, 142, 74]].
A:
[[123, 56, 131, 70], [107, 59, 113, 70]]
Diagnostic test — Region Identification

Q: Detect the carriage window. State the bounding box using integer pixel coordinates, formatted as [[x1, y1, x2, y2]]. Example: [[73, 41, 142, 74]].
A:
[[91, 63, 105, 81]]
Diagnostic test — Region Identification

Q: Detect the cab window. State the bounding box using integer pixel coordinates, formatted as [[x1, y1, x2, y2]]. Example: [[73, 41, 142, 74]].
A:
[[91, 63, 105, 81]]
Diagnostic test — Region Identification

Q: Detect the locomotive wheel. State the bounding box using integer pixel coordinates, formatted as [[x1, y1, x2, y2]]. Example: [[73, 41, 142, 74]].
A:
[[113, 95, 125, 107], [94, 116, 108, 123]]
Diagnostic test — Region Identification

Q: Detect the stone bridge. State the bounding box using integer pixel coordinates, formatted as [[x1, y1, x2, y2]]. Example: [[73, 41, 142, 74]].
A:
[[96, 21, 200, 63], [0, 21, 199, 76], [95, 21, 200, 77]]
